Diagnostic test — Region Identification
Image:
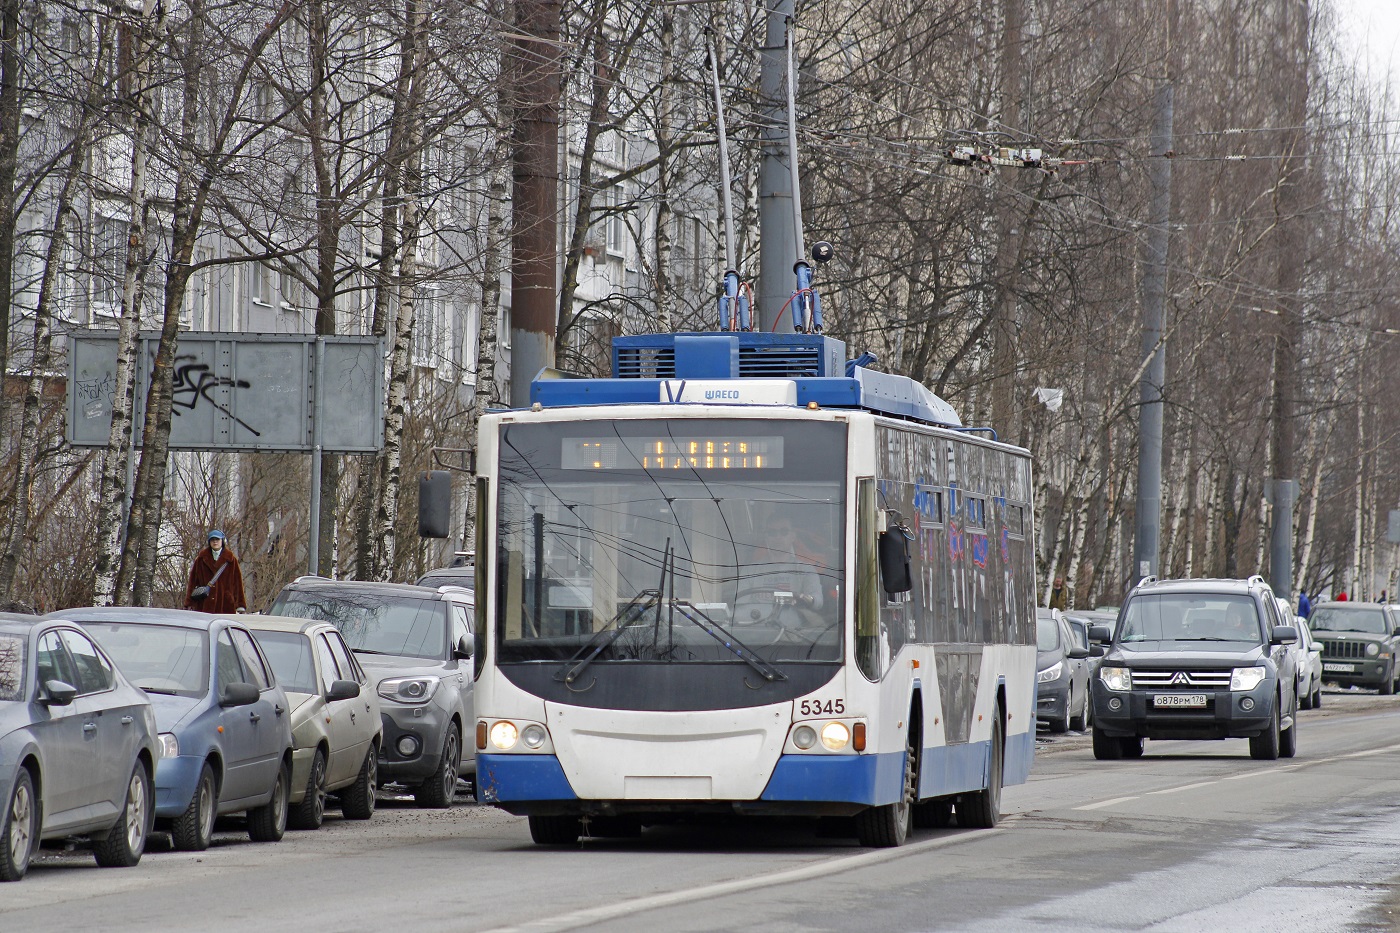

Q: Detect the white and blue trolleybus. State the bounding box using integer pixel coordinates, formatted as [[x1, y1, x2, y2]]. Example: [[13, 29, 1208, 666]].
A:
[[471, 331, 1037, 846]]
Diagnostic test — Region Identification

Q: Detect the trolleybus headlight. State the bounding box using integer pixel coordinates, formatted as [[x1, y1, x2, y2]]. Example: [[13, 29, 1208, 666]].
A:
[[489, 721, 520, 750], [1230, 666, 1267, 691], [820, 721, 850, 751], [792, 725, 818, 749], [521, 724, 548, 750]]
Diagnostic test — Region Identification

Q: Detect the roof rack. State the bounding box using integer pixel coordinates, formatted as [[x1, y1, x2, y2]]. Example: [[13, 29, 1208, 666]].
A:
[[1246, 574, 1267, 588], [1136, 575, 1158, 587]]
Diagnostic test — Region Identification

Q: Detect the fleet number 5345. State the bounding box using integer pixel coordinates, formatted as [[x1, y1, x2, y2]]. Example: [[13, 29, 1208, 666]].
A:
[[799, 699, 845, 716]]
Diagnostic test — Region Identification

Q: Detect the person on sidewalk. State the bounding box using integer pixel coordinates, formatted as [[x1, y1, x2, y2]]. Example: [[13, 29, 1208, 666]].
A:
[[184, 530, 247, 614]]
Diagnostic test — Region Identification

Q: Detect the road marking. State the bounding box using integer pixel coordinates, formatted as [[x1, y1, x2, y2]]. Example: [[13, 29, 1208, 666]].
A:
[[1073, 795, 1139, 811], [1146, 780, 1218, 795], [475, 829, 1002, 933]]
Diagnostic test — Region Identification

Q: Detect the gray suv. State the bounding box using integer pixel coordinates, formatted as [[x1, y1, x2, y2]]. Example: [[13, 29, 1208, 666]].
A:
[[269, 578, 474, 807], [1308, 602, 1400, 694], [1089, 576, 1300, 761]]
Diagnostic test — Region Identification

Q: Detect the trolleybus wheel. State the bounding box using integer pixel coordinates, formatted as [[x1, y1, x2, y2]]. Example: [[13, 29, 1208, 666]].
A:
[[957, 704, 1003, 829], [529, 814, 581, 845], [855, 727, 916, 847]]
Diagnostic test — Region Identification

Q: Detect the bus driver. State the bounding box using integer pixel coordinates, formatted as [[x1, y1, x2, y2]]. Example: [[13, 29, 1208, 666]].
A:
[[741, 514, 825, 617]]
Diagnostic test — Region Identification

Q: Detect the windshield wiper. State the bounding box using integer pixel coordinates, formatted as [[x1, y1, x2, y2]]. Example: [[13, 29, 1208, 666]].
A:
[[670, 601, 786, 683], [560, 589, 661, 686], [350, 647, 391, 656], [137, 686, 180, 695], [1171, 637, 1237, 642]]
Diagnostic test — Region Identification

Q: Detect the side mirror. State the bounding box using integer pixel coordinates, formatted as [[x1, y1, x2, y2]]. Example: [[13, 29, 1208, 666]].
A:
[[327, 679, 360, 702], [1090, 644, 1106, 658], [1391, 627, 1400, 638], [419, 470, 452, 538], [220, 682, 260, 707], [453, 634, 474, 661], [878, 530, 912, 595], [1066, 646, 1090, 660], [1089, 624, 1113, 644], [1271, 625, 1298, 646], [39, 680, 77, 706]]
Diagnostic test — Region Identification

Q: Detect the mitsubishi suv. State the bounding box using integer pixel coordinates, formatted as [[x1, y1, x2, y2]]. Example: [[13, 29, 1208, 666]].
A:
[[1089, 576, 1300, 761], [269, 578, 475, 807]]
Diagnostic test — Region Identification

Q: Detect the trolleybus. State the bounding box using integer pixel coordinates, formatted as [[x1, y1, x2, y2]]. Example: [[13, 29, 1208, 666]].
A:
[[470, 331, 1037, 846]]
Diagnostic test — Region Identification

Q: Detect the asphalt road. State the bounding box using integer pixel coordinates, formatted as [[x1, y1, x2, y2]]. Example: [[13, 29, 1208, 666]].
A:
[[4, 689, 1400, 933]]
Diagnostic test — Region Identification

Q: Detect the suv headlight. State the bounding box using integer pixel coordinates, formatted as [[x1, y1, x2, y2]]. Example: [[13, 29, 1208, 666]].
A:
[[157, 733, 179, 759], [1231, 667, 1268, 691], [378, 676, 442, 704], [1099, 666, 1131, 691], [1366, 643, 1380, 657], [1037, 661, 1065, 684]]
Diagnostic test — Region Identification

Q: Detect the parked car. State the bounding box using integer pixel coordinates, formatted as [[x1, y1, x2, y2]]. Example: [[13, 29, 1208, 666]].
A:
[[416, 552, 474, 592], [243, 614, 382, 829], [1296, 618, 1323, 709], [1036, 609, 1093, 733], [58, 608, 295, 850], [0, 615, 159, 880], [1275, 597, 1314, 711], [268, 578, 475, 808], [1307, 602, 1400, 694], [1090, 575, 1300, 761]]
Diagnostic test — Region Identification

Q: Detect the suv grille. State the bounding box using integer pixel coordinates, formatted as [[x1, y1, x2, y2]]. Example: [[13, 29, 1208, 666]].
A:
[[1318, 639, 1367, 660], [1132, 669, 1234, 690]]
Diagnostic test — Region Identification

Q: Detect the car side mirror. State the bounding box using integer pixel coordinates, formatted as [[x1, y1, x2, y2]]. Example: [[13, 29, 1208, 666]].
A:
[[1089, 624, 1113, 644], [878, 530, 913, 595], [327, 679, 360, 702], [453, 634, 474, 661], [220, 682, 260, 707], [1271, 625, 1298, 646], [1392, 627, 1400, 638], [1066, 646, 1090, 660], [1090, 644, 1106, 658], [39, 679, 77, 706]]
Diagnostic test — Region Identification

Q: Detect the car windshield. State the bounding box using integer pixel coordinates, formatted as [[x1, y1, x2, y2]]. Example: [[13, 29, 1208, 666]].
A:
[[1035, 616, 1060, 651], [1118, 594, 1262, 644], [252, 630, 317, 694], [79, 623, 209, 697], [495, 418, 846, 667], [0, 633, 23, 701], [270, 592, 448, 661], [1309, 607, 1390, 635]]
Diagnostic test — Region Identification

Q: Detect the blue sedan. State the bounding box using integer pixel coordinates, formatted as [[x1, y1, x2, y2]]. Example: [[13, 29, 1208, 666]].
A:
[[57, 609, 294, 851], [0, 616, 159, 880]]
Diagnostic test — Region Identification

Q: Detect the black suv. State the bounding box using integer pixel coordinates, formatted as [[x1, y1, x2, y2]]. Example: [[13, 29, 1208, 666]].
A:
[[269, 578, 475, 807], [1308, 601, 1400, 694], [1089, 576, 1300, 761]]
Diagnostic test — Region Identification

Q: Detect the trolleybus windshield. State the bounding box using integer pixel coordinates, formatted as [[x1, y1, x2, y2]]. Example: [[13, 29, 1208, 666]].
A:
[[495, 419, 846, 671]]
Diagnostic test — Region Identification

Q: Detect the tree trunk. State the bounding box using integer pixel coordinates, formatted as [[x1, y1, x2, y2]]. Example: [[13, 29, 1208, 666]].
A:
[[94, 0, 163, 606], [0, 0, 21, 422], [987, 0, 1025, 441]]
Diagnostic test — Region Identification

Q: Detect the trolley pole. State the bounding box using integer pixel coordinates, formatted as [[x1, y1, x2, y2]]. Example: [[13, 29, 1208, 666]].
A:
[[757, 0, 796, 332]]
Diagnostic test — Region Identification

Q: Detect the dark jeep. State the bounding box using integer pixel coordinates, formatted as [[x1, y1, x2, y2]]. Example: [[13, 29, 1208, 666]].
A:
[[1308, 602, 1400, 694], [1089, 576, 1299, 761]]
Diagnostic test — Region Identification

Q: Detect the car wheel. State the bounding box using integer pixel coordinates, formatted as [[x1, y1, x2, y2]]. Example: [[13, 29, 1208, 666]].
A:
[[1092, 726, 1123, 761], [0, 768, 37, 882], [1069, 689, 1090, 732], [171, 762, 217, 852], [1250, 703, 1281, 760], [247, 761, 290, 842], [414, 726, 460, 809], [1280, 701, 1298, 759], [1299, 682, 1312, 710], [93, 761, 151, 868], [956, 706, 1003, 829], [1380, 674, 1395, 696], [1312, 684, 1322, 709], [288, 749, 327, 831], [1120, 736, 1145, 758], [339, 746, 378, 821], [855, 727, 917, 846], [529, 814, 581, 845]]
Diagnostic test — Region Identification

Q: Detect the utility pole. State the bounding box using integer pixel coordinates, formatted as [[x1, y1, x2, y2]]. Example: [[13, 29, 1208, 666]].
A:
[[1269, 0, 1311, 598], [508, 0, 562, 406], [1133, 0, 1176, 583], [757, 0, 795, 332]]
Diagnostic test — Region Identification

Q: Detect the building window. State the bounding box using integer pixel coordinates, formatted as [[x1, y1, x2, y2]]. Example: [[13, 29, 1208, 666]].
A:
[[606, 184, 628, 257], [249, 262, 273, 306], [93, 216, 126, 315], [279, 268, 299, 310], [412, 286, 442, 368], [461, 302, 480, 386]]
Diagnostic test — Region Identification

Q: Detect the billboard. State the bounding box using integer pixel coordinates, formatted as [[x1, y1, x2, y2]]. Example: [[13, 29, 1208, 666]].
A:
[[67, 332, 384, 452]]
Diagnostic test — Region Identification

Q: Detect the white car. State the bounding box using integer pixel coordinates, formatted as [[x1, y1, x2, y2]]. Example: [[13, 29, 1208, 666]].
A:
[[1275, 598, 1319, 710]]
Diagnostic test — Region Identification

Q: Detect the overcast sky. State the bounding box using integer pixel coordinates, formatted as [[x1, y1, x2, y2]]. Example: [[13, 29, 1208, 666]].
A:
[[1336, 0, 1400, 82]]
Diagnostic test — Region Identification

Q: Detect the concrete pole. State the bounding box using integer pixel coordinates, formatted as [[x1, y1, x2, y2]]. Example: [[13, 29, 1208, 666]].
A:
[[308, 337, 324, 575], [508, 0, 562, 405], [757, 0, 795, 332], [1133, 31, 1174, 584]]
